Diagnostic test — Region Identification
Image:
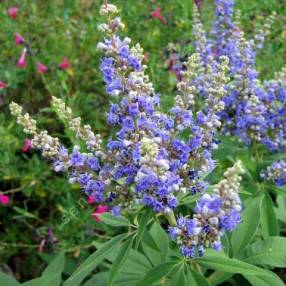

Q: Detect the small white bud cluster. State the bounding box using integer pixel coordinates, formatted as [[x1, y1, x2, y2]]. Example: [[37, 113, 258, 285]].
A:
[[32, 131, 60, 157], [52, 96, 102, 151], [205, 56, 229, 114], [192, 4, 208, 59], [140, 137, 159, 163], [98, 4, 124, 34], [213, 160, 244, 213], [131, 43, 145, 62], [10, 102, 37, 135], [127, 71, 155, 95], [10, 102, 61, 158], [99, 3, 118, 16], [51, 96, 73, 121], [175, 53, 202, 109], [254, 11, 277, 49]]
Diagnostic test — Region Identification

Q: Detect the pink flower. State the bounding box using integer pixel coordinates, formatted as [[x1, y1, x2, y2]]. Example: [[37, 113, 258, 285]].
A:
[[150, 7, 167, 25], [22, 138, 32, 153], [37, 62, 48, 74], [59, 58, 71, 70], [0, 195, 10, 206], [8, 7, 19, 20], [15, 33, 25, 45], [17, 48, 27, 68], [0, 81, 7, 90], [92, 205, 109, 222], [88, 195, 95, 205]]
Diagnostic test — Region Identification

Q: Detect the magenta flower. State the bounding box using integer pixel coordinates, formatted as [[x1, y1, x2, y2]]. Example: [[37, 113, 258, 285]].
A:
[[0, 195, 10, 206], [59, 58, 71, 70], [17, 48, 27, 68], [88, 195, 95, 205], [15, 33, 25, 46], [8, 6, 19, 20], [150, 7, 167, 25], [22, 138, 32, 153], [92, 205, 109, 222], [0, 81, 7, 90], [37, 62, 48, 74]]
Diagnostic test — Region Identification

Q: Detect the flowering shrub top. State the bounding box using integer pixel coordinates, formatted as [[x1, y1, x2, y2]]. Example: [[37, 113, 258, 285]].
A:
[[9, 1, 246, 259]]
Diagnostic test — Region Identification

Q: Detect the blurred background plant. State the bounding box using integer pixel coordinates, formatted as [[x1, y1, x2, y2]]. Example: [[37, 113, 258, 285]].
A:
[[0, 0, 285, 282]]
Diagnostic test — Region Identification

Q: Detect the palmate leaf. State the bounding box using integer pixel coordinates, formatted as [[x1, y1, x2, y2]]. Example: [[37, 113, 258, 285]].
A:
[[64, 233, 126, 286], [231, 195, 263, 257], [243, 237, 286, 267]]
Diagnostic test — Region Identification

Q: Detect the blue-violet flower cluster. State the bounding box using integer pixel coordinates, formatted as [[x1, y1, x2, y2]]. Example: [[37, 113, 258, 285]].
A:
[[169, 161, 244, 257]]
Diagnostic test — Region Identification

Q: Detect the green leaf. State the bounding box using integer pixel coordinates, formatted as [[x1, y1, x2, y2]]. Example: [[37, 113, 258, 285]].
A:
[[244, 237, 286, 267], [108, 237, 133, 286], [231, 195, 263, 256], [135, 262, 176, 286], [141, 229, 160, 252], [121, 248, 152, 274], [22, 252, 65, 286], [135, 208, 152, 249], [260, 194, 279, 238], [0, 272, 20, 286], [98, 213, 131, 227], [196, 255, 271, 277], [84, 272, 108, 286], [142, 243, 161, 266], [150, 222, 169, 262], [42, 252, 65, 276], [167, 265, 186, 286], [64, 234, 126, 286], [114, 273, 141, 286], [243, 270, 285, 286], [207, 271, 233, 286], [187, 268, 209, 286], [274, 195, 286, 223], [22, 274, 61, 286]]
